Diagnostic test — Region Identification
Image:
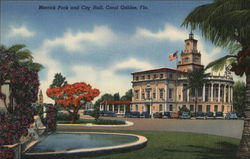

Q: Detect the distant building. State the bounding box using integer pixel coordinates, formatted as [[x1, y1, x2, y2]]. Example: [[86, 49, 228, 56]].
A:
[[38, 90, 43, 104], [131, 33, 234, 116], [100, 101, 131, 115]]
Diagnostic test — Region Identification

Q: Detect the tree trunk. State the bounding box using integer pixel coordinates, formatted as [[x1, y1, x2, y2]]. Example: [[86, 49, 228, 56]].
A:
[[237, 73, 250, 159], [70, 104, 83, 124]]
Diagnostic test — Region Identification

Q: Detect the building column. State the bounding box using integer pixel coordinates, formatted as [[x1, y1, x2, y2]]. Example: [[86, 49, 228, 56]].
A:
[[118, 105, 120, 114], [124, 104, 126, 113], [181, 85, 184, 101], [139, 86, 142, 100], [112, 104, 114, 112], [156, 85, 158, 99], [165, 83, 168, 101], [203, 84, 205, 102], [218, 84, 221, 102], [211, 83, 214, 102], [107, 105, 109, 111], [187, 89, 190, 102], [230, 86, 233, 103], [224, 85, 227, 102], [229, 86, 231, 103]]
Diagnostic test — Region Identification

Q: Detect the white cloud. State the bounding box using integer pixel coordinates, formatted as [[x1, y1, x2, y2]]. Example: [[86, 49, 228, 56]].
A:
[[134, 24, 186, 42], [9, 25, 35, 37], [68, 58, 154, 98], [134, 24, 223, 66], [114, 58, 154, 71], [43, 26, 117, 52]]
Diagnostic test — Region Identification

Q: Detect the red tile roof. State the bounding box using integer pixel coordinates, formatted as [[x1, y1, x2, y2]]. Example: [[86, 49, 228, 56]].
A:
[[100, 101, 131, 105], [131, 67, 185, 75]]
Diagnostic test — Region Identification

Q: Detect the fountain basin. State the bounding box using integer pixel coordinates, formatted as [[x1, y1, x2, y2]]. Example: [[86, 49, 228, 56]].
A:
[[24, 132, 147, 158]]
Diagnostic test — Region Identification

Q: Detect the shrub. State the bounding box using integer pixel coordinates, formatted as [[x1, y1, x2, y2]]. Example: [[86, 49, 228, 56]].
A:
[[94, 119, 125, 125], [56, 112, 80, 121]]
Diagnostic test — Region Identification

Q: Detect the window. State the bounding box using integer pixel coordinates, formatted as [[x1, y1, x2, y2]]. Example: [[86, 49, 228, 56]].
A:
[[190, 105, 194, 111], [206, 105, 211, 112], [159, 104, 163, 111], [160, 74, 164, 79], [169, 88, 173, 99], [136, 76, 139, 81], [142, 92, 145, 99], [198, 105, 202, 112], [142, 105, 144, 112], [141, 76, 145, 80], [169, 73, 173, 79], [214, 105, 218, 112], [222, 105, 224, 112], [184, 57, 189, 62], [153, 74, 157, 79], [146, 90, 150, 99], [160, 89, 164, 99], [169, 105, 173, 111], [194, 57, 199, 62], [153, 92, 156, 99], [135, 105, 138, 111], [135, 90, 139, 99], [147, 75, 150, 79]]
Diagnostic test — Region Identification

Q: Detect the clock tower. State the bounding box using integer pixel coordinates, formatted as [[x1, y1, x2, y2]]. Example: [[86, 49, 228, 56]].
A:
[[177, 32, 204, 72]]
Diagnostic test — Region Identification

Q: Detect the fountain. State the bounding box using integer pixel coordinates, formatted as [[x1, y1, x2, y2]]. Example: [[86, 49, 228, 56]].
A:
[[23, 132, 147, 159]]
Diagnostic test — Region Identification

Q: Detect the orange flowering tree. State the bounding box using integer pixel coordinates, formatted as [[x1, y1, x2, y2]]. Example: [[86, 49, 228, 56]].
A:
[[46, 82, 100, 123]]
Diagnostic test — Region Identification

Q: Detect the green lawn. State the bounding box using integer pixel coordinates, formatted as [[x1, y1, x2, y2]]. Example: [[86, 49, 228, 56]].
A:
[[59, 130, 240, 159]]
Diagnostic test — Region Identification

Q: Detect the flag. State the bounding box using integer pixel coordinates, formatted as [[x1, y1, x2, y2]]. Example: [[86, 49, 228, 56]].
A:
[[169, 51, 178, 61]]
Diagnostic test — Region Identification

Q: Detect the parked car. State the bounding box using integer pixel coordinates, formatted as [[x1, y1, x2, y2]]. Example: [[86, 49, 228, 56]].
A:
[[162, 112, 171, 119], [196, 112, 205, 119], [130, 112, 140, 118], [170, 112, 179, 119], [225, 112, 238, 120], [237, 112, 246, 119], [180, 112, 191, 119], [153, 112, 163, 118], [83, 110, 93, 115], [215, 112, 224, 119], [124, 112, 131, 118], [101, 111, 117, 117], [205, 112, 215, 119], [140, 112, 151, 118]]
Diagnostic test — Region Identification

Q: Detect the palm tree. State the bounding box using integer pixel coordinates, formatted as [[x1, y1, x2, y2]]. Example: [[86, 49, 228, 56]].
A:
[[0, 44, 43, 71], [0, 44, 43, 112], [182, 0, 250, 158], [185, 68, 210, 117]]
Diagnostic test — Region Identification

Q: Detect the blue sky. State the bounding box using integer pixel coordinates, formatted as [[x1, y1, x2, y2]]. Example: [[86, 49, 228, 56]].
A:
[[1, 0, 240, 103]]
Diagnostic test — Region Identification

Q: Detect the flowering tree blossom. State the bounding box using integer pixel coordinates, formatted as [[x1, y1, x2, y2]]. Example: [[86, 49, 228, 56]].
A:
[[47, 82, 100, 123]]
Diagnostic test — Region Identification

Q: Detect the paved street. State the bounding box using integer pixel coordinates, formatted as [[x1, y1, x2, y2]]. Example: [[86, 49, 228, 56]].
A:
[[58, 117, 244, 139]]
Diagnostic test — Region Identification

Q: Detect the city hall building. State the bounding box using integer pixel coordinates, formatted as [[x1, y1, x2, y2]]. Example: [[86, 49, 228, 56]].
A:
[[131, 33, 234, 115]]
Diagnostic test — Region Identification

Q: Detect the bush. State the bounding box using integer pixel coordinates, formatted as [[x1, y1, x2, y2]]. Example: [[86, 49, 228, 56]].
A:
[[94, 119, 125, 125], [56, 112, 80, 121]]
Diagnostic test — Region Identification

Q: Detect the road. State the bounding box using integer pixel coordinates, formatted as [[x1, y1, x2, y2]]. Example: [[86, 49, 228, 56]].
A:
[[58, 117, 244, 139]]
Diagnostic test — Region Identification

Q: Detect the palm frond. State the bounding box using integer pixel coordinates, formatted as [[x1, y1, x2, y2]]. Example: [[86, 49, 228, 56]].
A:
[[227, 42, 242, 54], [182, 0, 250, 48], [205, 55, 237, 71], [16, 49, 33, 61], [7, 44, 26, 54]]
